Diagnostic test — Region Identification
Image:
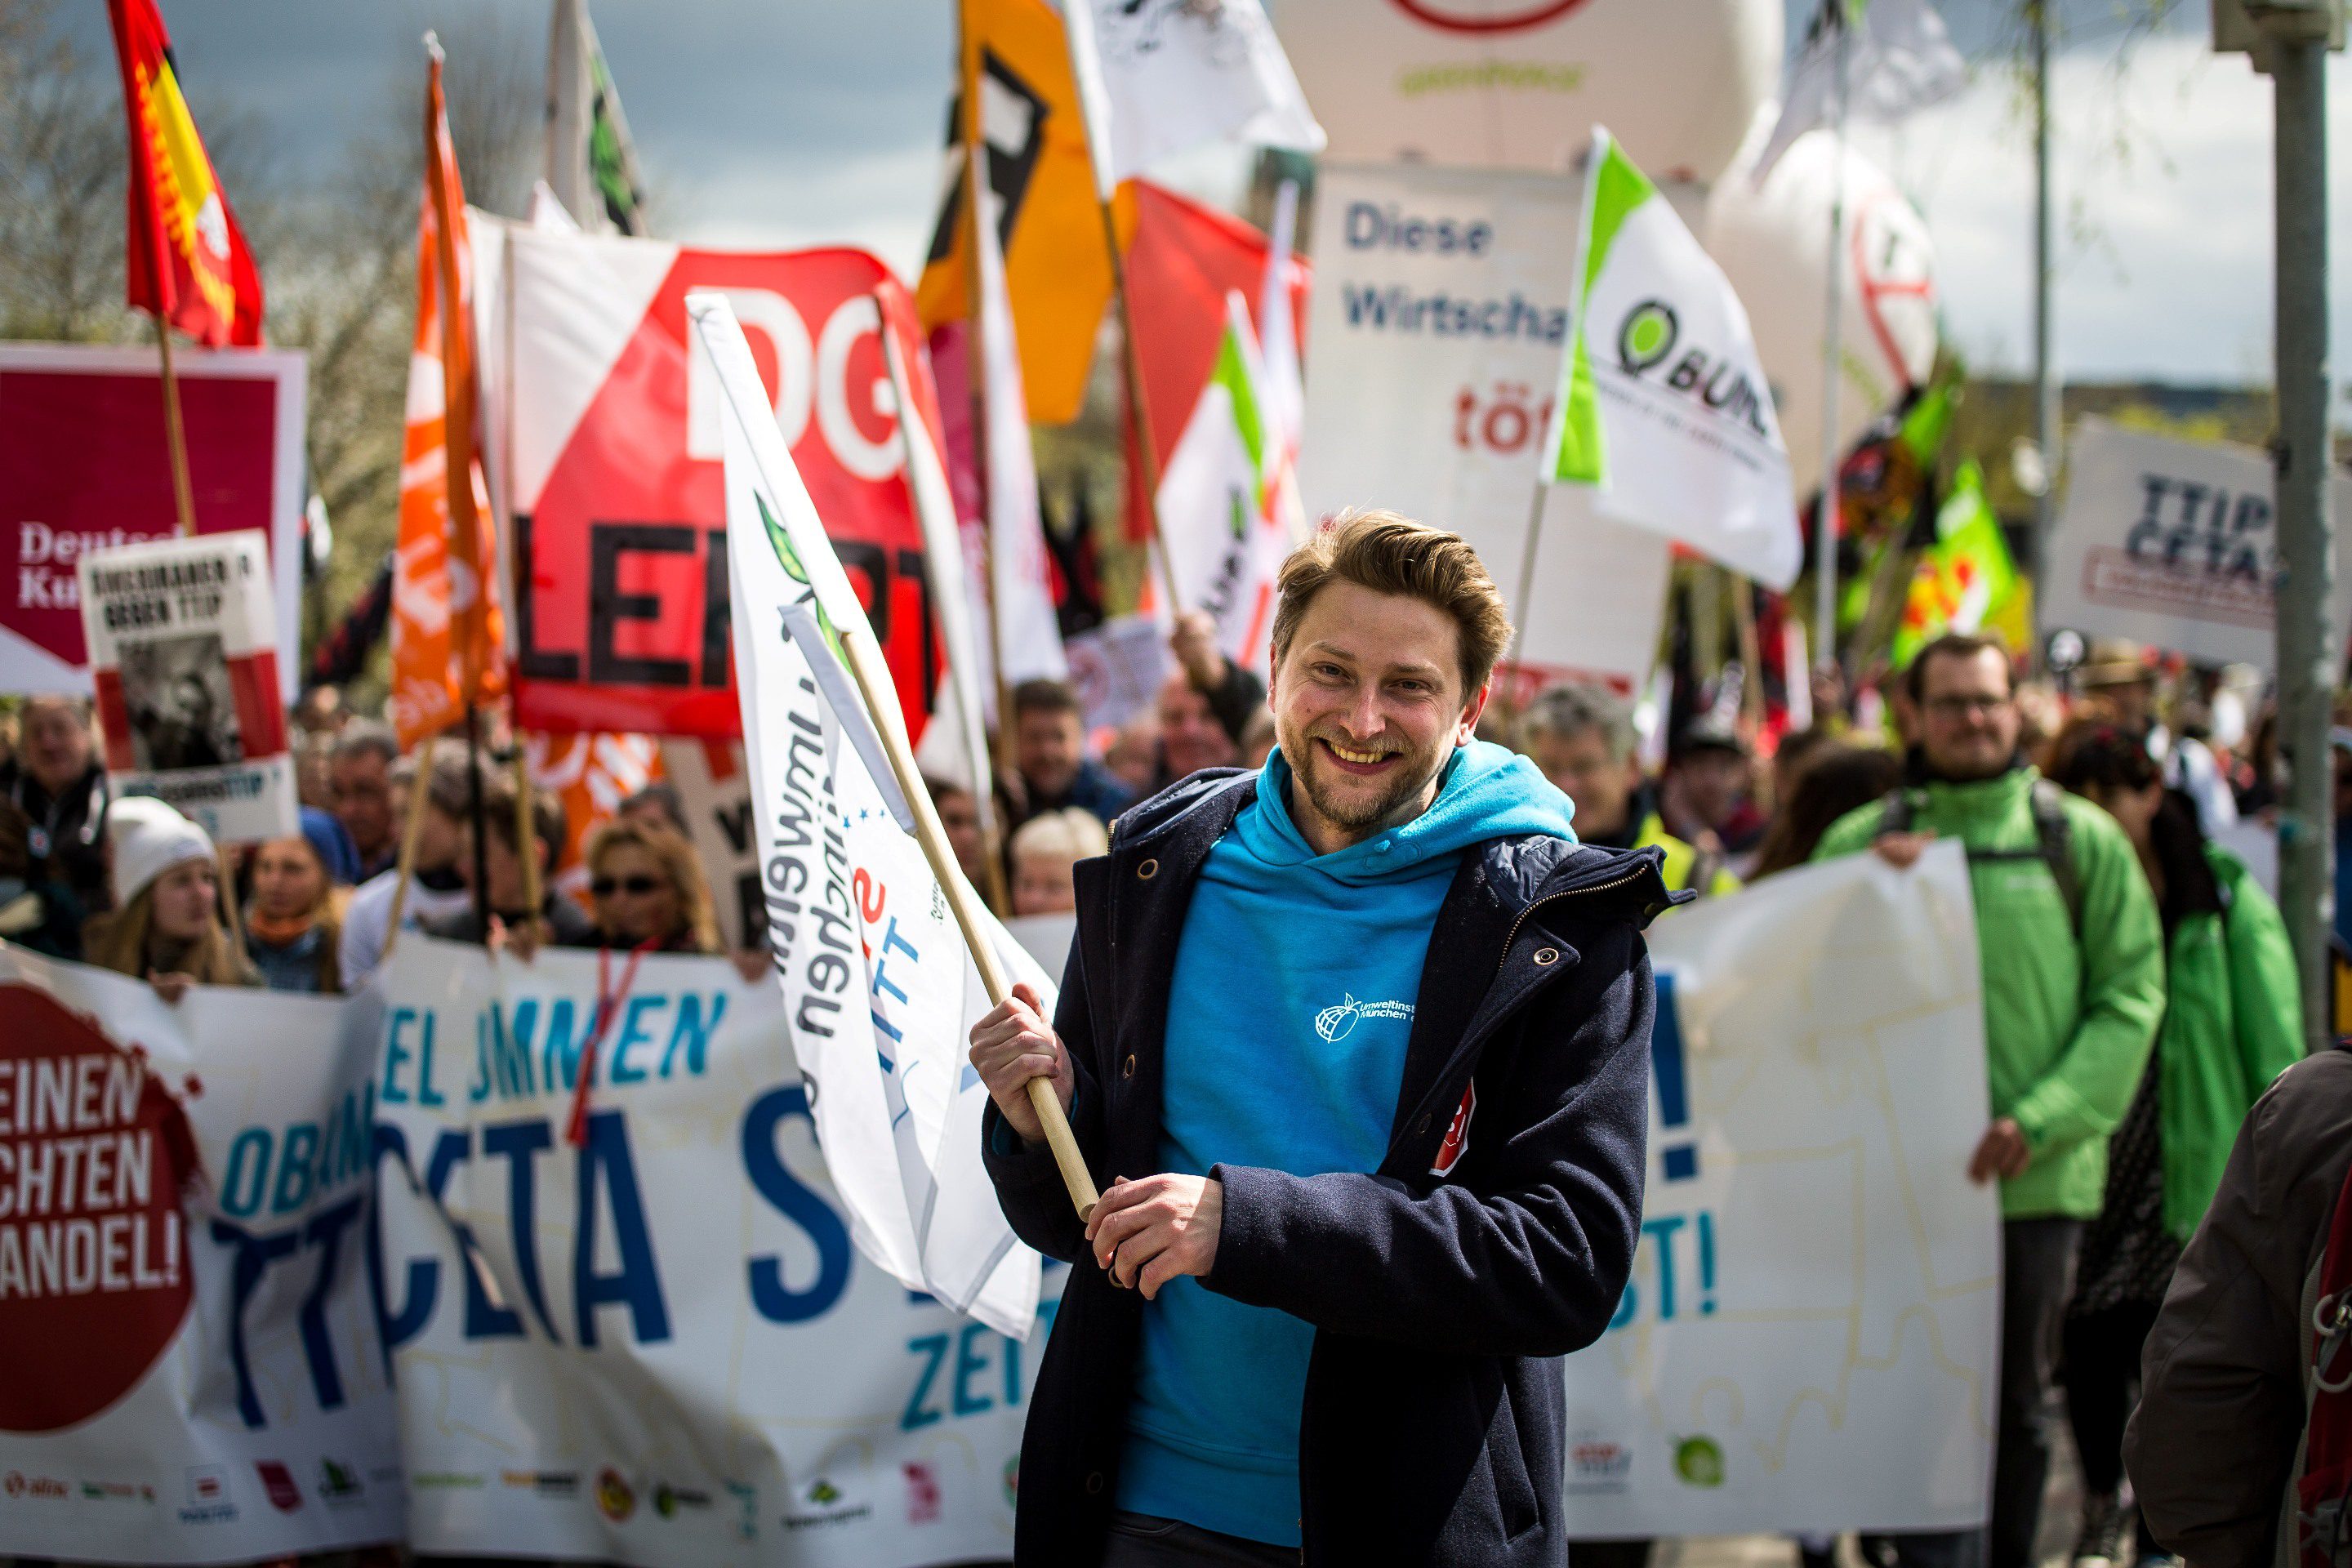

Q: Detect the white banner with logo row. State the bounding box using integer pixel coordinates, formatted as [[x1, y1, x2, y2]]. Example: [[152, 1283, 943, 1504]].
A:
[[0, 851, 1993, 1561]]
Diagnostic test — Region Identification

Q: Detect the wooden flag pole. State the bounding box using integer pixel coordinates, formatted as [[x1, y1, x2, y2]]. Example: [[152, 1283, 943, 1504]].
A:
[[510, 745, 542, 933], [840, 623, 1098, 1223], [381, 735, 441, 962], [153, 322, 200, 539]]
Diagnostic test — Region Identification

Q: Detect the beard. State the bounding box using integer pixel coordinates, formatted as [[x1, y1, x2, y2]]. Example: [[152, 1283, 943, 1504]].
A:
[[1280, 715, 1449, 835]]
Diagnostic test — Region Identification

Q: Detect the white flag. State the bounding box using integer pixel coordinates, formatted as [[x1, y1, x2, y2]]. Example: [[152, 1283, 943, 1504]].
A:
[[543, 0, 650, 234], [692, 291, 1045, 1339], [1545, 127, 1802, 590], [1753, 0, 1966, 186], [884, 324, 999, 840], [1255, 178, 1309, 550], [1257, 179, 1305, 465], [1064, 0, 1325, 198], [1156, 291, 1289, 675], [972, 142, 1070, 688]]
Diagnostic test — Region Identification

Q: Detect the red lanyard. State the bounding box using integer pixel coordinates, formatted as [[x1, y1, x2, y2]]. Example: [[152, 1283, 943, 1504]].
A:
[[565, 936, 659, 1147]]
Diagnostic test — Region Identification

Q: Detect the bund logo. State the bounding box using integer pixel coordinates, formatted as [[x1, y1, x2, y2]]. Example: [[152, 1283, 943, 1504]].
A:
[[1315, 993, 1416, 1043]]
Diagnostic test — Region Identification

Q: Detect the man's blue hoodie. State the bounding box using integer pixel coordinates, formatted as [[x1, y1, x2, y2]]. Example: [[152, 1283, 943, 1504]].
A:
[[1116, 740, 1577, 1547]]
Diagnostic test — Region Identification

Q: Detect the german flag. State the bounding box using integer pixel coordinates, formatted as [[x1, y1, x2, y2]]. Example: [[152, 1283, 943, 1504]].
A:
[[107, 0, 264, 346]]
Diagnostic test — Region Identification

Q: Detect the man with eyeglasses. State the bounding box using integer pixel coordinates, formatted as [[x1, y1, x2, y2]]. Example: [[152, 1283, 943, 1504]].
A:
[[1811, 632, 2163, 1568]]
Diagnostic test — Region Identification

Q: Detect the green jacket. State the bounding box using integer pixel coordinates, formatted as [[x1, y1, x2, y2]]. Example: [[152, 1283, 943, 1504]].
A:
[[1812, 767, 2165, 1219], [2154, 842, 2303, 1240]]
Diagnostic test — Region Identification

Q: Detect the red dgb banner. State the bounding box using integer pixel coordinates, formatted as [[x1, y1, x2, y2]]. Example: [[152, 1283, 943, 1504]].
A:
[[500, 229, 944, 739]]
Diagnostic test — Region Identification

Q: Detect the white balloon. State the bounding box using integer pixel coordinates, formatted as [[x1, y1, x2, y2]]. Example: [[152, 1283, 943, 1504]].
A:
[[1279, 0, 1781, 186], [1705, 109, 1940, 501]]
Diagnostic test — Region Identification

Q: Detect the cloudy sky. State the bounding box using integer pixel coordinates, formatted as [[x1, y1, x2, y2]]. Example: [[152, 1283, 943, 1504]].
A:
[[52, 0, 2352, 391]]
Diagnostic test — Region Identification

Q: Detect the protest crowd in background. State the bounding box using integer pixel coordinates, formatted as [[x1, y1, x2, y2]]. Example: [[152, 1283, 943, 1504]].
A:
[[3, 0, 2349, 1565]]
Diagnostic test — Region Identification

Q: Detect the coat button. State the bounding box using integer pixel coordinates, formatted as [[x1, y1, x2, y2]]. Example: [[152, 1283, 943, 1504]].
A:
[[1416, 1112, 1432, 1135], [1085, 1472, 1106, 1495], [1137, 858, 1159, 880], [1534, 947, 1560, 966], [1121, 1054, 1137, 1080]]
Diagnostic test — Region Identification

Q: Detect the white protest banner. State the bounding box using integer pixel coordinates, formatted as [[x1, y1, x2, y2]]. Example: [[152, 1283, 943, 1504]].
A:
[[372, 938, 1054, 1565], [698, 292, 1045, 1339], [1561, 843, 1998, 1532], [78, 529, 299, 845], [1299, 162, 1673, 689], [2043, 416, 2352, 672], [0, 343, 305, 700], [0, 942, 401, 1564], [1065, 615, 1172, 739]]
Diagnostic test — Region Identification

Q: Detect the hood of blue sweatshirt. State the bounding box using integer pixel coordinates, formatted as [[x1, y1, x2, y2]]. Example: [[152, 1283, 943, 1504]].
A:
[[1239, 737, 1579, 886]]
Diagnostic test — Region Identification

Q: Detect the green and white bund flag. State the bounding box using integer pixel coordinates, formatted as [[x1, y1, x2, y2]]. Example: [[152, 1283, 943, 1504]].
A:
[[1547, 127, 1802, 591], [689, 291, 1047, 1339]]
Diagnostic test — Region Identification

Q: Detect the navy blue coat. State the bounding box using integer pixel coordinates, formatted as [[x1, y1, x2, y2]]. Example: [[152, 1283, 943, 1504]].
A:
[[981, 768, 1676, 1566]]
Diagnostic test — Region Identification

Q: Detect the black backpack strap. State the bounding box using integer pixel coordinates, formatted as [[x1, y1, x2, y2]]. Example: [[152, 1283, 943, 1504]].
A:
[[2029, 777, 2082, 935]]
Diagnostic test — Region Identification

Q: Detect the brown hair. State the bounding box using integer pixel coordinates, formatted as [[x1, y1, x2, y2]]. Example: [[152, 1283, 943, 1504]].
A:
[[1270, 510, 1513, 696], [1748, 743, 1903, 880], [586, 818, 721, 954], [1904, 632, 2013, 706], [479, 773, 567, 870], [83, 882, 259, 987]]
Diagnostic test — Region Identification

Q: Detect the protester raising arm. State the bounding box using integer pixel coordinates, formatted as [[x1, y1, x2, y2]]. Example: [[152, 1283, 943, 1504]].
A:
[[1170, 609, 1267, 745]]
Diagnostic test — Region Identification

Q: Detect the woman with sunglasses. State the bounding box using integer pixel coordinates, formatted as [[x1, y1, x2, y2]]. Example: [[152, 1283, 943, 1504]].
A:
[[583, 819, 723, 953]]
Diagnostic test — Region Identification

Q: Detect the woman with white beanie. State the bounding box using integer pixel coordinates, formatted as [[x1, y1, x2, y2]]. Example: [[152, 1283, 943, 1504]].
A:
[[82, 797, 257, 1001]]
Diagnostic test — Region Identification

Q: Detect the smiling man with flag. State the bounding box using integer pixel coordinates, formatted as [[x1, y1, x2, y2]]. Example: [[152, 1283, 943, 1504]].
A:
[[972, 509, 1679, 1566]]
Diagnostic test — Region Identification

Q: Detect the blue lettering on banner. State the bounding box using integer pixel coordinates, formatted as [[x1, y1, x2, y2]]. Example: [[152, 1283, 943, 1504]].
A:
[[1608, 1209, 1718, 1330], [1651, 974, 1699, 1182], [572, 1109, 670, 1347], [481, 1120, 562, 1341], [1343, 201, 1494, 256], [1339, 284, 1566, 345], [469, 992, 729, 1104], [742, 1085, 853, 1324], [899, 1297, 1060, 1433], [211, 1194, 364, 1428], [372, 1112, 671, 1354], [379, 1007, 448, 1107], [217, 1089, 377, 1219]]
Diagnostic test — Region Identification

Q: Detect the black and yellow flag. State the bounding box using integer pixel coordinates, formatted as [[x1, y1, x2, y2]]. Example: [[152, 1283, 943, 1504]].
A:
[[916, 0, 1131, 425]]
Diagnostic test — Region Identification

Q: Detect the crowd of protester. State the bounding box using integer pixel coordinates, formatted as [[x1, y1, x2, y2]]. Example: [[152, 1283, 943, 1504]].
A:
[[0, 609, 2337, 1568]]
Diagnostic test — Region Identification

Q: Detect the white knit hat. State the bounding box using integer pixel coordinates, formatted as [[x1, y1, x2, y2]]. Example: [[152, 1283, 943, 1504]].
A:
[[107, 796, 216, 906]]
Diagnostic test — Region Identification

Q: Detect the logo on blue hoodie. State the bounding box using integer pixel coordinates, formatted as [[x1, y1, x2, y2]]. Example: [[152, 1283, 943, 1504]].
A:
[[1312, 992, 1415, 1042]]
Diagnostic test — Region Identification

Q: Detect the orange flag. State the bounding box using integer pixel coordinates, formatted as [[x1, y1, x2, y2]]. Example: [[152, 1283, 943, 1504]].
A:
[[391, 36, 508, 749], [107, 0, 265, 345], [915, 0, 1124, 425]]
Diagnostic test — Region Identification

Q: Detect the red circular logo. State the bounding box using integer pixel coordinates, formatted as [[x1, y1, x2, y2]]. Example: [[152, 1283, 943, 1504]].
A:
[[1389, 0, 1596, 33], [0, 986, 198, 1432]]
